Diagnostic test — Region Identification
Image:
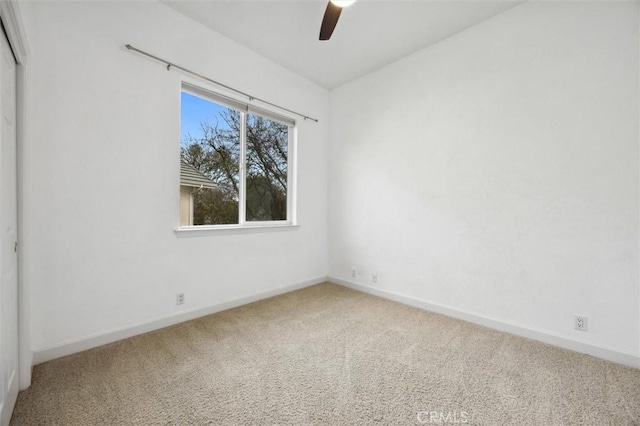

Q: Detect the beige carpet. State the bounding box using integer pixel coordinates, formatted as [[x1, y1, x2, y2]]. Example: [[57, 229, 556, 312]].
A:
[[11, 283, 640, 425]]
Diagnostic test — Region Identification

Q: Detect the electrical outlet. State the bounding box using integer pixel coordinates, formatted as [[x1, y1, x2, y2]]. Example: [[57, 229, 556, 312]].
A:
[[575, 315, 588, 331], [176, 293, 185, 305], [351, 267, 356, 279], [372, 273, 378, 284]]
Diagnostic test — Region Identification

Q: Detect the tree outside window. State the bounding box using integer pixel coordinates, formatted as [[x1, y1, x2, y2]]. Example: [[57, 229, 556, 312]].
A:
[[179, 88, 292, 227]]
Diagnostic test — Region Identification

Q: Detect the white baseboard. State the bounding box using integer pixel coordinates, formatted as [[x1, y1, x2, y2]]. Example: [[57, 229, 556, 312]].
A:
[[33, 276, 328, 365], [330, 277, 640, 370]]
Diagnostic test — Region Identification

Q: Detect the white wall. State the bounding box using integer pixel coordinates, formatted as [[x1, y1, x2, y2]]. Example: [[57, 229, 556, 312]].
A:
[[20, 0, 640, 368], [329, 2, 639, 360], [21, 1, 329, 354]]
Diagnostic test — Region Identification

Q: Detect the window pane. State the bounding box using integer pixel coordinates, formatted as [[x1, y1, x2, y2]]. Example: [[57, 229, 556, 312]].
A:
[[245, 113, 288, 221], [180, 91, 240, 226]]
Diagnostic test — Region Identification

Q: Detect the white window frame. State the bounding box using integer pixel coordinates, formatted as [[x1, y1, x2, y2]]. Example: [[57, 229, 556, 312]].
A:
[[176, 81, 298, 236]]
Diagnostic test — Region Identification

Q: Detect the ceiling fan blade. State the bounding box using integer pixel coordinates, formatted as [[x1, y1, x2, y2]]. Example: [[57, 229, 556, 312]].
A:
[[319, 1, 342, 41]]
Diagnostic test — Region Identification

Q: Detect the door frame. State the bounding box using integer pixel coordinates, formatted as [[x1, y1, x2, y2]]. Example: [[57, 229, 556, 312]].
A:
[[0, 0, 30, 390]]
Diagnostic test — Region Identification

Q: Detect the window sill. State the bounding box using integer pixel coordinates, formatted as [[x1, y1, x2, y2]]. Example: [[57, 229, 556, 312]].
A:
[[175, 223, 299, 237]]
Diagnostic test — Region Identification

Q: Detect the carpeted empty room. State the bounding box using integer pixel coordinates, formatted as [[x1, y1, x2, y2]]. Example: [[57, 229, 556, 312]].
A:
[[2, 0, 640, 425], [11, 284, 640, 425]]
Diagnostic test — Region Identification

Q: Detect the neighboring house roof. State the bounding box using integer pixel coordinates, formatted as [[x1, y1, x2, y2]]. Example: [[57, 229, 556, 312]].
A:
[[180, 161, 218, 189]]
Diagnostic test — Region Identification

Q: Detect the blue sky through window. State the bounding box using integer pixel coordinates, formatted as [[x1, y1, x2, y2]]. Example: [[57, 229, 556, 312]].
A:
[[181, 91, 231, 146]]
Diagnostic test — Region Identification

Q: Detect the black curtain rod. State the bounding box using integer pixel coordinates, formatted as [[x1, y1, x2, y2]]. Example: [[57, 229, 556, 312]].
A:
[[125, 44, 319, 123]]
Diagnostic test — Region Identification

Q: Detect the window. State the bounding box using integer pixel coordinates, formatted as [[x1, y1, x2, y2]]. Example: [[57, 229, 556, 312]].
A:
[[179, 83, 295, 229]]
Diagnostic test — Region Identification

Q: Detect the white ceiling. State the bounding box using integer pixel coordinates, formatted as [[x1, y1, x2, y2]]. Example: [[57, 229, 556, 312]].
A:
[[163, 0, 522, 90]]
